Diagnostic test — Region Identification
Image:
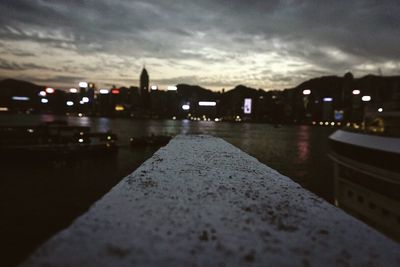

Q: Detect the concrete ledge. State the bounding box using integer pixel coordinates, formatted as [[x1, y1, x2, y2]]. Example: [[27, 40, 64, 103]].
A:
[[21, 135, 400, 267]]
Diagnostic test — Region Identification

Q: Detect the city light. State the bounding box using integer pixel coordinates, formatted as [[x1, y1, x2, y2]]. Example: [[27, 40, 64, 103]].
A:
[[115, 105, 125, 111], [99, 89, 109, 94], [352, 89, 361, 95], [82, 97, 90, 103], [167, 85, 178, 91], [69, 88, 78, 93], [362, 96, 371, 102], [151, 85, 158, 90], [0, 107, 9, 111], [323, 97, 333, 102], [41, 98, 49, 104], [66, 101, 74, 106], [378, 107, 383, 112], [111, 89, 120, 95], [12, 96, 30, 101], [79, 82, 88, 88], [303, 89, 311, 95], [38, 91, 46, 97], [199, 101, 217, 107], [182, 104, 190, 111], [45, 88, 55, 94], [244, 98, 252, 114]]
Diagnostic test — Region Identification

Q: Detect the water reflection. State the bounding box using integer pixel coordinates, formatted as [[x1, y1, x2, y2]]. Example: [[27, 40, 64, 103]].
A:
[[296, 125, 310, 164]]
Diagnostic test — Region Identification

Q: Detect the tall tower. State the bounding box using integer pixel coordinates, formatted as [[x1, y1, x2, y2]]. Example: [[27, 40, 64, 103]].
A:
[[140, 67, 149, 94]]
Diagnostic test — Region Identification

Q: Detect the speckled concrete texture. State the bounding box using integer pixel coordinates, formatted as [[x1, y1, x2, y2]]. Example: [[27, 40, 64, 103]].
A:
[[21, 135, 400, 267]]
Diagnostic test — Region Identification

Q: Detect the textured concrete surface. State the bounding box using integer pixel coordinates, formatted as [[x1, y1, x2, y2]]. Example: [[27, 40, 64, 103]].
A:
[[21, 135, 400, 267]]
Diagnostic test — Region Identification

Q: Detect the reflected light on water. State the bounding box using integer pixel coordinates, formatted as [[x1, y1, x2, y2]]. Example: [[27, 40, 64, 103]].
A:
[[296, 125, 310, 164]]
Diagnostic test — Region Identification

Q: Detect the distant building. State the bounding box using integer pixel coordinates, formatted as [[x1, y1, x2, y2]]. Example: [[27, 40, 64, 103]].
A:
[[140, 67, 149, 95]]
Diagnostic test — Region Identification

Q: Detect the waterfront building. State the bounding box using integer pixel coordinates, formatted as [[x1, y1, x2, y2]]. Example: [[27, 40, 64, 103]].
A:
[[140, 67, 149, 95]]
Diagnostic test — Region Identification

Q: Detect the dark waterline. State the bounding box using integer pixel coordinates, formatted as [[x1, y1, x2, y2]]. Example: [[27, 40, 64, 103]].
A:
[[0, 114, 335, 266]]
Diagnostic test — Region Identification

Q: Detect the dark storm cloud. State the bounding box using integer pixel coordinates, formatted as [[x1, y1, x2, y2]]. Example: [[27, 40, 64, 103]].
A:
[[1, 0, 400, 88]]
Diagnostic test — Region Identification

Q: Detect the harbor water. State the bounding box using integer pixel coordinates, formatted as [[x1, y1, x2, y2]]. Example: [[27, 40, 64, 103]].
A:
[[1, 114, 335, 266]]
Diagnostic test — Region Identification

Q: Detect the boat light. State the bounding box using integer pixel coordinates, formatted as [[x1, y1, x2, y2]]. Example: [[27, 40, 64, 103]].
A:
[[378, 107, 383, 112], [69, 88, 78, 93], [99, 89, 109, 95], [66, 101, 74, 106], [352, 90, 360, 95], [323, 97, 333, 102], [41, 98, 49, 104], [82, 97, 90, 103], [182, 104, 190, 111], [303, 89, 311, 95], [38, 91, 46, 97]]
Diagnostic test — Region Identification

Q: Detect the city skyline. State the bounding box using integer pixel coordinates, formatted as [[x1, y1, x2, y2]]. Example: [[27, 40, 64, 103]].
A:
[[1, 1, 400, 91]]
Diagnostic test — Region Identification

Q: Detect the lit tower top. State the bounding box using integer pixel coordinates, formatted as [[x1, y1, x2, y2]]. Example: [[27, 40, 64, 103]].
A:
[[140, 67, 149, 94]]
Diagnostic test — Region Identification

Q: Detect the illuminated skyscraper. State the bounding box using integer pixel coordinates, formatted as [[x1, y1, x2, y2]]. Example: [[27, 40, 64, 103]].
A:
[[140, 67, 149, 94]]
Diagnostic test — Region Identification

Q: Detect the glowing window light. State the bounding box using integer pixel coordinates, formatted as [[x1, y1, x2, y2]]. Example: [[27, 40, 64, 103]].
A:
[[167, 85, 177, 91], [69, 88, 78, 93], [182, 104, 190, 111], [66, 101, 74, 106], [99, 89, 109, 94], [45, 88, 55, 94], [352, 89, 360, 95], [12, 96, 30, 101], [198, 101, 216, 107], [111, 89, 120, 95], [303, 89, 311, 95], [362, 95, 371, 102], [323, 97, 333, 102], [79, 82, 88, 88], [38, 91, 46, 97], [41, 98, 49, 104], [115, 105, 125, 111], [151, 85, 158, 90], [82, 97, 89, 103]]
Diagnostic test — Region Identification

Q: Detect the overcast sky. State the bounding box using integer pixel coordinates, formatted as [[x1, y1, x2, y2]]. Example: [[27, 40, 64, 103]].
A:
[[1, 0, 400, 90]]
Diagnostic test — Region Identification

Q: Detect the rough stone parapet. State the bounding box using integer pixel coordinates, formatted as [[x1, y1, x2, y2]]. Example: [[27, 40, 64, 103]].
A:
[[21, 135, 400, 267]]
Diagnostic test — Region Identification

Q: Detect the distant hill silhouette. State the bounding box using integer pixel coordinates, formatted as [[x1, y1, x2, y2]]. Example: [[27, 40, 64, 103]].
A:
[[177, 84, 216, 99], [2, 74, 400, 99], [0, 79, 45, 96], [293, 74, 400, 98]]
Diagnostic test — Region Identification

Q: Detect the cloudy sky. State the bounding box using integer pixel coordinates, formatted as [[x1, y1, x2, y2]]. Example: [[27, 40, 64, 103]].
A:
[[1, 0, 400, 91]]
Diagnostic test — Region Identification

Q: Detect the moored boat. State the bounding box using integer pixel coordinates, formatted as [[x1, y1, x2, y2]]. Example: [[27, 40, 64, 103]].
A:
[[329, 111, 400, 240], [0, 121, 118, 162]]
